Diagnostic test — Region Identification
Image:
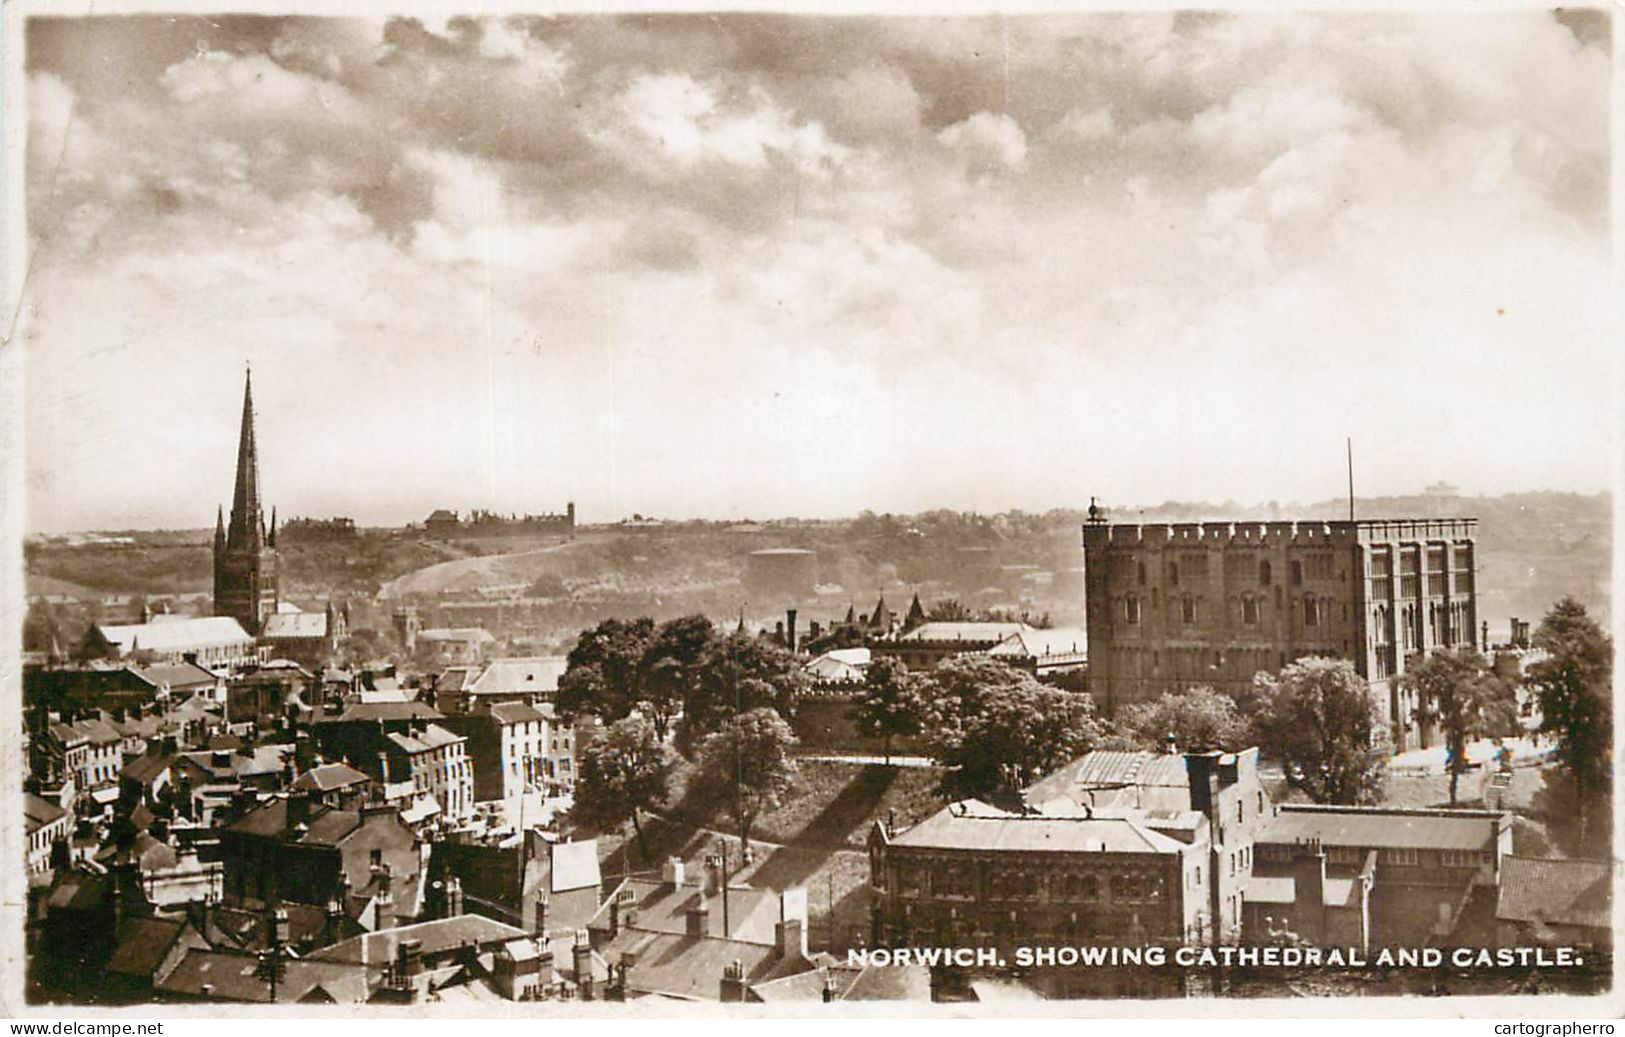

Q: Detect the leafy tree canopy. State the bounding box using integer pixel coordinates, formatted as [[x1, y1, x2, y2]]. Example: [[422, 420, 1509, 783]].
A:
[[1251, 657, 1389, 805]]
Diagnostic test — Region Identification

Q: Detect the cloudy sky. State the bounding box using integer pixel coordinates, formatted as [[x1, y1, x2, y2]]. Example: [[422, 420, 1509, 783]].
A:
[[19, 9, 1614, 532]]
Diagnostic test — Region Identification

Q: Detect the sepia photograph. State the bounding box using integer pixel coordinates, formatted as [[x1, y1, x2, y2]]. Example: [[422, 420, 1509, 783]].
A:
[[3, 0, 1617, 1019]]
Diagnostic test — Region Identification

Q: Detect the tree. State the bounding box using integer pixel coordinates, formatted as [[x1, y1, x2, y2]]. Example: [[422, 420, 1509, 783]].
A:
[[1119, 686, 1251, 753], [571, 716, 675, 862], [556, 617, 656, 722], [926, 598, 973, 622], [1251, 658, 1390, 805], [922, 655, 1104, 798], [1399, 648, 1505, 806], [680, 632, 809, 754], [693, 708, 798, 849], [847, 656, 926, 764], [1528, 597, 1613, 844], [641, 615, 717, 742]]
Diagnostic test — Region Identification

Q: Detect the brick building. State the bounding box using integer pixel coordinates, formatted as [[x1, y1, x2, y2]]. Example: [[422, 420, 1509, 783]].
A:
[[1081, 508, 1479, 749], [1248, 804, 1512, 948]]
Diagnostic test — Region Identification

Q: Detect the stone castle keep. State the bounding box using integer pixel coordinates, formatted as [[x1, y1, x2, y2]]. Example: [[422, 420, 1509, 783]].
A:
[[1082, 512, 1479, 750]]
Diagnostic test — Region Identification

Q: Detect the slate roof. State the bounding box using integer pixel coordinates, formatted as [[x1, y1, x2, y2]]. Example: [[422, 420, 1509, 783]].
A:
[[156, 948, 369, 1003], [489, 702, 546, 725], [176, 744, 292, 780], [1496, 856, 1611, 931], [95, 832, 179, 872], [133, 661, 219, 688], [106, 917, 190, 979], [97, 617, 255, 654], [987, 627, 1088, 659], [292, 762, 371, 793], [893, 621, 1032, 644], [24, 793, 66, 834], [1257, 805, 1509, 853], [310, 914, 528, 964], [590, 876, 784, 946], [890, 799, 1187, 855], [387, 723, 464, 755], [611, 931, 781, 1000], [468, 657, 567, 696], [262, 612, 330, 639], [121, 753, 175, 785], [327, 701, 442, 724]]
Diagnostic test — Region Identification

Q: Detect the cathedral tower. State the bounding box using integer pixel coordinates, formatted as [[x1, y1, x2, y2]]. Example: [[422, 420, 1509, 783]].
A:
[[213, 369, 280, 634]]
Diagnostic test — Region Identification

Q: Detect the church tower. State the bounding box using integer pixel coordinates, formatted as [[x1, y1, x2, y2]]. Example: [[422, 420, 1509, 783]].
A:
[[213, 369, 280, 634]]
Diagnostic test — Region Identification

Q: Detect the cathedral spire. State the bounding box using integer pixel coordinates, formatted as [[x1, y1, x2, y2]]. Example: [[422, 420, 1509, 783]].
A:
[[214, 505, 225, 551], [228, 367, 262, 550]]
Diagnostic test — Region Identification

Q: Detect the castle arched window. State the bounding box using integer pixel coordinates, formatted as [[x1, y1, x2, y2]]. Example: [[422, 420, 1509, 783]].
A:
[[1259, 561, 1272, 586], [1125, 596, 1141, 624], [1303, 597, 1320, 627], [1168, 563, 1179, 587], [1137, 562, 1147, 586], [1181, 596, 1196, 624], [1290, 560, 1303, 586], [1242, 596, 1259, 625]]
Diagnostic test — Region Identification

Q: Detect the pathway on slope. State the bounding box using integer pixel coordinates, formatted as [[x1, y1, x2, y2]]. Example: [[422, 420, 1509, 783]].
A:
[[382, 534, 605, 596]]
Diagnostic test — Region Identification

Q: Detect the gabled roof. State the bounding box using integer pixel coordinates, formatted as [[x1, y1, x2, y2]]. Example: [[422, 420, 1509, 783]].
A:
[[133, 661, 218, 688], [1258, 805, 1509, 853], [890, 800, 1188, 855], [293, 762, 371, 793], [1024, 750, 1194, 809], [599, 926, 780, 1000], [468, 657, 567, 696], [387, 723, 464, 755], [24, 793, 66, 833], [325, 701, 442, 724], [121, 753, 176, 786], [156, 948, 369, 1003], [1496, 856, 1610, 931], [987, 627, 1087, 659], [96, 617, 255, 654], [549, 840, 601, 893], [590, 876, 783, 946], [309, 914, 527, 965], [106, 916, 189, 979]]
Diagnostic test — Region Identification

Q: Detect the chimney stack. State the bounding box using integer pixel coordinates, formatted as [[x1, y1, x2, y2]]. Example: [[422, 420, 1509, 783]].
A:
[[720, 959, 747, 1002], [533, 895, 549, 936], [685, 902, 710, 936], [662, 856, 685, 889], [573, 930, 593, 1001], [786, 609, 798, 654], [445, 876, 464, 918]]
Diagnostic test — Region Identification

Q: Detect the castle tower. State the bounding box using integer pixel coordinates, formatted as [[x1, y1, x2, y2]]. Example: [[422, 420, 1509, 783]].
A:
[[214, 369, 280, 635]]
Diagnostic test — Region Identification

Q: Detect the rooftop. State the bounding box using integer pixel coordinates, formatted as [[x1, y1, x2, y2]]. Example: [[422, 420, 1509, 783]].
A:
[[96, 617, 255, 654], [1496, 856, 1610, 931], [893, 621, 1032, 644], [890, 799, 1187, 855], [310, 914, 528, 965], [1257, 804, 1509, 853], [292, 762, 371, 793], [468, 656, 568, 696], [262, 612, 330, 640]]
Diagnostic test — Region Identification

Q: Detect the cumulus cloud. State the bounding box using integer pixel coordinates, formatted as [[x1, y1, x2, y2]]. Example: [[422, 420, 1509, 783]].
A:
[[18, 12, 1613, 531], [938, 111, 1029, 172]]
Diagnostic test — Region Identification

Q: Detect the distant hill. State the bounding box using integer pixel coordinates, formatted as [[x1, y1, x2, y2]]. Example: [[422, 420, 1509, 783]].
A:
[[24, 492, 1609, 642]]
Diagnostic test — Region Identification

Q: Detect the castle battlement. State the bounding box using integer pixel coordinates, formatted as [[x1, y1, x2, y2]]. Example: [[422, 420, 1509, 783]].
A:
[[1085, 517, 1477, 547]]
